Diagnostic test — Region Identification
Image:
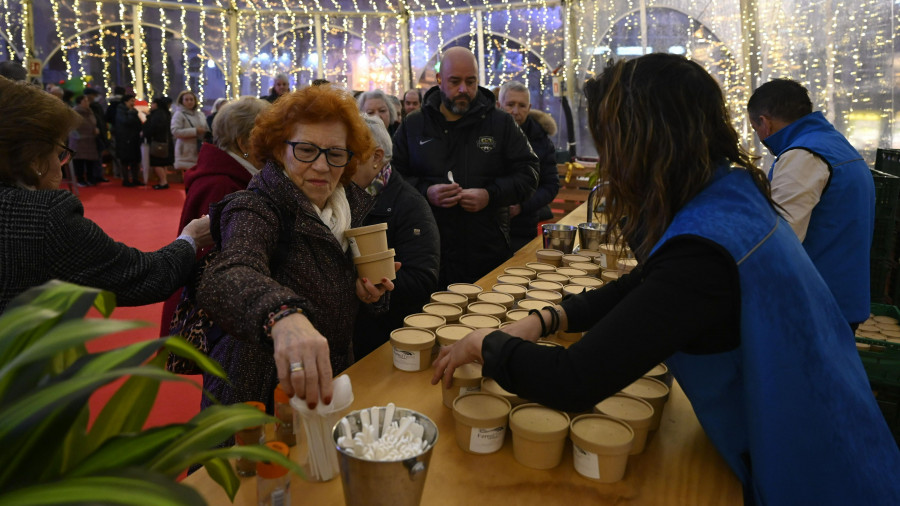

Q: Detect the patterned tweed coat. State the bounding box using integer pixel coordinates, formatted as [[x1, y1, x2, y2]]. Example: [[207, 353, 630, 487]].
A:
[[0, 184, 195, 313], [197, 162, 374, 410]]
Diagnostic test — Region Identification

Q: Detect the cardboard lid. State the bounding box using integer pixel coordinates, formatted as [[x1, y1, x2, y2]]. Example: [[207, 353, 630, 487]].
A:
[[569, 414, 634, 454], [390, 327, 436, 350], [537, 272, 570, 283], [536, 249, 564, 258], [468, 301, 507, 316], [492, 283, 528, 296], [570, 276, 604, 288], [477, 291, 515, 306], [403, 313, 446, 329], [436, 324, 474, 343], [423, 302, 463, 317], [528, 280, 563, 292], [458, 314, 501, 328], [506, 309, 530, 321], [525, 289, 562, 303], [343, 222, 387, 237], [622, 377, 670, 400], [516, 299, 548, 311], [510, 404, 570, 441], [448, 283, 484, 298], [594, 394, 654, 427], [563, 284, 594, 295], [431, 291, 470, 305], [453, 392, 511, 427], [497, 274, 530, 286], [525, 262, 557, 272], [505, 267, 536, 278]]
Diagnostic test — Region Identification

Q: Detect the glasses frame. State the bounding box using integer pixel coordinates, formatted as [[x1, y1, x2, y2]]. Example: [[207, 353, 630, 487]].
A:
[[284, 141, 353, 168], [57, 142, 76, 165]]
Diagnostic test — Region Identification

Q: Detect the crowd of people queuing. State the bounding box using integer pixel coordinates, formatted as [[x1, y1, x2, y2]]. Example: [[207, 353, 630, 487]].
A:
[[2, 48, 899, 504]]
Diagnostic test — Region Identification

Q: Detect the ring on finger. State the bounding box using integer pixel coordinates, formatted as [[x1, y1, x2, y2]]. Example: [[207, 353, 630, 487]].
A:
[[290, 361, 305, 373]]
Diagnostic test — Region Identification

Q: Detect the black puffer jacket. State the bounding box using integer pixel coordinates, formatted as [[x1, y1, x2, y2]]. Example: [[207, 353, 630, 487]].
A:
[[510, 110, 560, 250], [353, 171, 440, 359], [392, 86, 538, 285], [114, 104, 142, 163]]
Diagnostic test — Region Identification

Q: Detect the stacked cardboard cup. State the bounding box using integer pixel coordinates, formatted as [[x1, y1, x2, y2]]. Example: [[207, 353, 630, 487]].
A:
[[345, 223, 396, 282]]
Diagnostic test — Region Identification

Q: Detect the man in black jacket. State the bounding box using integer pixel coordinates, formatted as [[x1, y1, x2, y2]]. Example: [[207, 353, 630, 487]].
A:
[[499, 80, 560, 251], [392, 47, 539, 286]]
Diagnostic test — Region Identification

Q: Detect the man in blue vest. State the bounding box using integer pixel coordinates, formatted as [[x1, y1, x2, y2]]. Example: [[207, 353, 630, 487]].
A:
[[747, 79, 874, 329]]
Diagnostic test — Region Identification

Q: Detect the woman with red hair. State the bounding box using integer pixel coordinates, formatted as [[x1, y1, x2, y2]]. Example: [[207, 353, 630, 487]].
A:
[[197, 84, 397, 412]]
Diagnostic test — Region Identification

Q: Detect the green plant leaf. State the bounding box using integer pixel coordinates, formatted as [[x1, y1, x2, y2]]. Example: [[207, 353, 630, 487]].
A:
[[186, 444, 304, 479], [6, 281, 108, 323], [0, 306, 61, 368], [162, 335, 228, 379], [67, 425, 189, 478], [202, 456, 241, 501], [148, 404, 277, 474], [72, 336, 161, 378], [0, 469, 206, 506]]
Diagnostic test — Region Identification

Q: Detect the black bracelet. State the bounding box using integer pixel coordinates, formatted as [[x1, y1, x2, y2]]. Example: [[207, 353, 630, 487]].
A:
[[264, 305, 303, 338], [528, 309, 548, 337], [543, 305, 558, 335]]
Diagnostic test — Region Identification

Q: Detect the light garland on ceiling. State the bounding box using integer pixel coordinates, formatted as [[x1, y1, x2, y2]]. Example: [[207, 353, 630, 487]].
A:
[[198, 8, 207, 104], [180, 3, 189, 92], [162, 8, 170, 97], [52, 0, 71, 79]]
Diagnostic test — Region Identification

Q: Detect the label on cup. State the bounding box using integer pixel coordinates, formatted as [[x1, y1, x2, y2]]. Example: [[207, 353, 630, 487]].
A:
[[458, 385, 480, 397], [573, 444, 600, 479], [598, 253, 608, 269], [392, 347, 421, 371], [468, 426, 506, 453], [348, 237, 361, 258]]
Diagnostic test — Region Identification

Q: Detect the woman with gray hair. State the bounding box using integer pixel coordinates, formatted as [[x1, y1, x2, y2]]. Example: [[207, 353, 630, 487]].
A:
[[158, 96, 271, 332], [351, 114, 440, 358], [358, 89, 399, 136], [262, 73, 290, 104]]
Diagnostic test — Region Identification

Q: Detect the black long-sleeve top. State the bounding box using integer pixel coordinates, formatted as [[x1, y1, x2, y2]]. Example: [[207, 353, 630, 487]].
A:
[[481, 236, 742, 413]]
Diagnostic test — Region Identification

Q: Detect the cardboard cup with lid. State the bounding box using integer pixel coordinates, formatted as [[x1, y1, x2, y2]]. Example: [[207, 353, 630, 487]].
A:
[[458, 313, 501, 330], [535, 249, 564, 266], [435, 324, 475, 347], [506, 308, 531, 322], [447, 283, 484, 300], [617, 258, 638, 275], [403, 313, 446, 332], [481, 377, 526, 407], [353, 248, 396, 281], [389, 328, 436, 372], [467, 301, 508, 319], [442, 363, 484, 408], [496, 274, 531, 287], [594, 394, 655, 454], [528, 279, 564, 294], [569, 261, 601, 277], [537, 271, 571, 284], [600, 270, 621, 283], [430, 290, 470, 308], [563, 284, 596, 297], [344, 222, 388, 258], [509, 403, 571, 469], [569, 276, 604, 289], [596, 243, 621, 270], [561, 254, 591, 267], [525, 262, 557, 274], [423, 302, 464, 323], [452, 392, 512, 454], [621, 377, 670, 431], [525, 289, 563, 305], [492, 283, 528, 300], [516, 298, 548, 311], [643, 363, 672, 388], [569, 414, 634, 483], [477, 291, 516, 309], [556, 267, 588, 279], [504, 266, 537, 280]]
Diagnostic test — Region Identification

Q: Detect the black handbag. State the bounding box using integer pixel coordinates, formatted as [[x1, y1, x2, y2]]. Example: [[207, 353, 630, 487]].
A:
[[150, 139, 169, 158]]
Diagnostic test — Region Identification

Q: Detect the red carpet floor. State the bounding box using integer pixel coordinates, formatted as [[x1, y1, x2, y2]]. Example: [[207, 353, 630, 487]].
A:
[[77, 179, 203, 428]]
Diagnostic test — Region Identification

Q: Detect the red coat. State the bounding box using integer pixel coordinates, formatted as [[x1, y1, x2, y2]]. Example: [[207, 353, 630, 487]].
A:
[[159, 143, 256, 335]]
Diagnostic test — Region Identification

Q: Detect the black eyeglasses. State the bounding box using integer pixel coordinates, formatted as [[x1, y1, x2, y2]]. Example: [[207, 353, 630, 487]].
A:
[[57, 142, 76, 165], [284, 141, 353, 168]]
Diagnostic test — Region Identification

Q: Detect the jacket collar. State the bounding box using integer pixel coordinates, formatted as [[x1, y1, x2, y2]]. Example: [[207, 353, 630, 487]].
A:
[[422, 85, 495, 124], [762, 111, 830, 156]]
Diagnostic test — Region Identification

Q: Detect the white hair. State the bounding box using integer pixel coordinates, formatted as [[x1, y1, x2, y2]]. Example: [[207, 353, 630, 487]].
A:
[[361, 113, 393, 162], [499, 80, 529, 105], [357, 89, 397, 125]]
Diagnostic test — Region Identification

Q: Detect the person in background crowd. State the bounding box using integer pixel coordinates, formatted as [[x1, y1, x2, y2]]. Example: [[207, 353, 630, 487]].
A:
[[402, 88, 422, 118], [392, 46, 538, 286], [262, 73, 290, 104], [47, 85, 65, 101], [158, 96, 271, 334], [82, 88, 110, 183], [351, 114, 440, 359], [143, 96, 174, 190], [0, 76, 211, 314], [747, 79, 874, 330], [205, 97, 228, 143], [115, 94, 143, 186], [432, 53, 900, 506], [357, 90, 399, 136], [197, 84, 397, 412], [171, 90, 206, 172], [104, 86, 127, 178], [69, 94, 101, 187], [499, 80, 560, 251], [0, 61, 26, 82], [387, 94, 402, 131]]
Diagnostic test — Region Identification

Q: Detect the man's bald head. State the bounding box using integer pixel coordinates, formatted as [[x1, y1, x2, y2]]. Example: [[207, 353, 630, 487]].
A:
[[437, 47, 479, 118]]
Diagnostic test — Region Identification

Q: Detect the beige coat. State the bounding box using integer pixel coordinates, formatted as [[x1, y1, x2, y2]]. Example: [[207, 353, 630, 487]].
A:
[[170, 107, 206, 169]]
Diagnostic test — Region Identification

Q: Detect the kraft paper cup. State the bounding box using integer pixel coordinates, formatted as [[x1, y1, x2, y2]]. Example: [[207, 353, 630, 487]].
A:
[[569, 261, 601, 277], [562, 284, 596, 296], [452, 392, 511, 454], [535, 249, 564, 266], [430, 291, 470, 308], [556, 266, 588, 278], [516, 299, 547, 311], [403, 313, 446, 332], [476, 291, 516, 309], [643, 363, 673, 388], [596, 243, 621, 270], [525, 262, 557, 274], [492, 283, 528, 300], [621, 377, 670, 431], [353, 249, 396, 281], [344, 223, 388, 258], [569, 276, 604, 289], [600, 270, 621, 283], [528, 279, 564, 294], [442, 363, 483, 408], [505, 308, 530, 322], [467, 301, 507, 319], [525, 289, 563, 305], [423, 302, 464, 323], [496, 274, 531, 287], [457, 313, 501, 330], [447, 283, 483, 300], [389, 328, 435, 372], [509, 404, 570, 469], [594, 394, 655, 454], [561, 254, 591, 267], [504, 266, 537, 280], [569, 414, 634, 483], [537, 272, 571, 284], [435, 324, 475, 347], [617, 258, 638, 275]]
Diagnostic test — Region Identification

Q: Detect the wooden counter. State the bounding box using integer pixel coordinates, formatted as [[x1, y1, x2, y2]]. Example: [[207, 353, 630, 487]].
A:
[[184, 202, 742, 505]]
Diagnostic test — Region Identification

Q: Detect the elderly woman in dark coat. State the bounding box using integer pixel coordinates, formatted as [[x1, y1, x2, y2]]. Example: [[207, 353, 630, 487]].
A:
[[198, 84, 396, 411], [0, 77, 211, 314]]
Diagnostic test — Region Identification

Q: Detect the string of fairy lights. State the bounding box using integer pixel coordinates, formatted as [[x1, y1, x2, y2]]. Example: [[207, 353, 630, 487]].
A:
[[10, 0, 898, 154]]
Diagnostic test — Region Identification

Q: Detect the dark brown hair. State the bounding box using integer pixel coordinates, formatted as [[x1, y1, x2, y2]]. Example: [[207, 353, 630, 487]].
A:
[[250, 84, 374, 186], [0, 77, 81, 186], [584, 54, 769, 261]]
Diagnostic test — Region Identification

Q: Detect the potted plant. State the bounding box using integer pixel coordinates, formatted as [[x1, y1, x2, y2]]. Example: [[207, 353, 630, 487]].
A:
[[0, 281, 301, 504]]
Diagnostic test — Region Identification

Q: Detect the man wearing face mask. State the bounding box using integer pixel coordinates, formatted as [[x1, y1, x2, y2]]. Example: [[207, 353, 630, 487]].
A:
[[392, 47, 539, 286], [747, 79, 874, 330]]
